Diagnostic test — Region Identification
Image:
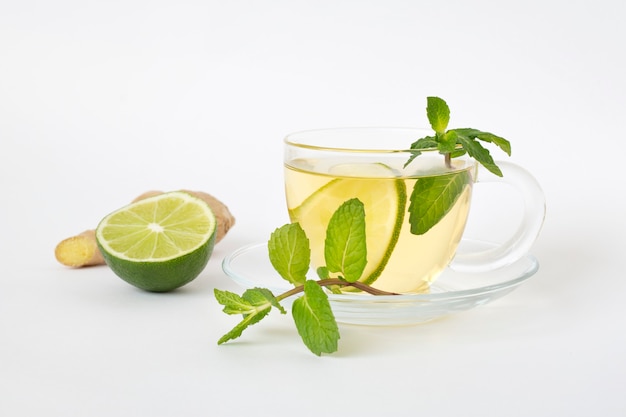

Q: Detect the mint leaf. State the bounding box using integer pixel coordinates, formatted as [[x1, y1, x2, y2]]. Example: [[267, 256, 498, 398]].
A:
[[292, 280, 339, 356], [268, 223, 310, 286], [405, 135, 438, 168], [217, 308, 271, 345], [214, 288, 284, 345], [214, 289, 257, 315], [243, 287, 286, 314], [408, 170, 472, 235], [316, 266, 330, 279], [453, 128, 511, 156], [438, 130, 459, 154], [409, 135, 438, 151], [455, 133, 502, 176], [426, 96, 450, 134], [324, 198, 367, 283]]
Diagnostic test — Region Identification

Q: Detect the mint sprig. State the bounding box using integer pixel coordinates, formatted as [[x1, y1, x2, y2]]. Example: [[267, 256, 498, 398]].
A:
[[405, 96, 512, 234], [407, 97, 511, 176], [215, 198, 395, 356]]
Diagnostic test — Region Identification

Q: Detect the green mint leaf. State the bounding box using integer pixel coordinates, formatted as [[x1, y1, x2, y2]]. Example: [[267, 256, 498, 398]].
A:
[[243, 287, 286, 314], [405, 135, 438, 168], [268, 223, 310, 286], [214, 287, 283, 318], [450, 148, 467, 158], [426, 96, 450, 134], [217, 307, 271, 345], [214, 288, 258, 315], [453, 128, 511, 156], [324, 198, 367, 283], [316, 266, 330, 279], [408, 170, 472, 235], [438, 130, 459, 154], [292, 280, 340, 356], [409, 135, 438, 150], [215, 288, 281, 344], [455, 133, 503, 176]]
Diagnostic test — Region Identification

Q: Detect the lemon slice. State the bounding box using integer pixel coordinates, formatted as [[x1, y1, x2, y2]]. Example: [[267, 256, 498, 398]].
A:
[[289, 163, 406, 286], [96, 191, 217, 292]]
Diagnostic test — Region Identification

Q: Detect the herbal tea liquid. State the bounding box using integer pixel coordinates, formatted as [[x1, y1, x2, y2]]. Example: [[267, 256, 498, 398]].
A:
[[284, 158, 474, 294]]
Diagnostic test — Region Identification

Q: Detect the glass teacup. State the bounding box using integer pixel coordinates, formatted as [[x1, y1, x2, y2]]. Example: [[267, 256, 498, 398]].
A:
[[284, 127, 545, 294]]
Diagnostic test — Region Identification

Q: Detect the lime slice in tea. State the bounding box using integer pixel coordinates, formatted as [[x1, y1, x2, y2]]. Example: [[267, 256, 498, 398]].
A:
[[289, 163, 406, 286], [96, 191, 217, 292]]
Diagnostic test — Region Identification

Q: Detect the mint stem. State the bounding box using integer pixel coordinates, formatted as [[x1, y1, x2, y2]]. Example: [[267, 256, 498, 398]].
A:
[[276, 279, 398, 301], [444, 152, 452, 169]]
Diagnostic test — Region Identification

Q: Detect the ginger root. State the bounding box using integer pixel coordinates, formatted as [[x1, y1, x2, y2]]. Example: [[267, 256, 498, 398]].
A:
[[55, 230, 105, 267], [55, 190, 235, 268]]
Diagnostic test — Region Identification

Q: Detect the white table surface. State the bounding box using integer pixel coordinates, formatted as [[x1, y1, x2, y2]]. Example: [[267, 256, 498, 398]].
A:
[[2, 1, 625, 416]]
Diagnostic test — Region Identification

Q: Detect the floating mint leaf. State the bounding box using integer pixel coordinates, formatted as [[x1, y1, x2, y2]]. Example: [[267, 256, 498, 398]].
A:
[[426, 96, 450, 134], [408, 170, 472, 235], [324, 198, 367, 283], [292, 280, 339, 356], [268, 223, 310, 286]]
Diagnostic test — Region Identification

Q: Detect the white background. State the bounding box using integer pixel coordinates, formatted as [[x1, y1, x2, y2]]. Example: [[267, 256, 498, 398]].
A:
[[1, 0, 625, 416]]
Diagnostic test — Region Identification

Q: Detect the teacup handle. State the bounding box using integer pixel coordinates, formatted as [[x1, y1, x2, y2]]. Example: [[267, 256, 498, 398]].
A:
[[450, 161, 546, 272]]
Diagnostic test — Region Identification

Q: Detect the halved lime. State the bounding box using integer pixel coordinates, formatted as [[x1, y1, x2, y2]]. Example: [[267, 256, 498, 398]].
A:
[[288, 163, 406, 286], [96, 191, 217, 292]]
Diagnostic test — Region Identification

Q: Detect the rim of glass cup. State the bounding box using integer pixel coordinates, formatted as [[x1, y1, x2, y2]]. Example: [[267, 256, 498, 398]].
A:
[[284, 127, 446, 154]]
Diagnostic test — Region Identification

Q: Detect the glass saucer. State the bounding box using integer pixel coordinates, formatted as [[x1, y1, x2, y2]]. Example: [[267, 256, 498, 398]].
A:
[[221, 239, 539, 326]]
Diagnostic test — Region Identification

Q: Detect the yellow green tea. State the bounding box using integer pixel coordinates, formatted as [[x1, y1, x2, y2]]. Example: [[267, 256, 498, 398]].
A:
[[285, 158, 474, 293]]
